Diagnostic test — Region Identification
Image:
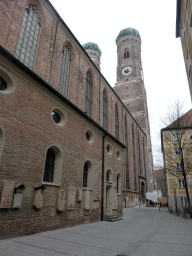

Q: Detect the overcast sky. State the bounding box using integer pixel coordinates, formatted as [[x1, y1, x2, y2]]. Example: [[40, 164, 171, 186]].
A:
[[50, 0, 191, 166]]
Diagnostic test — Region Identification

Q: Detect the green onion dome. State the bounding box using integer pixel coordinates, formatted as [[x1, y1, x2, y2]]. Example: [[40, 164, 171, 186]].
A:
[[116, 27, 141, 44], [82, 42, 102, 56]]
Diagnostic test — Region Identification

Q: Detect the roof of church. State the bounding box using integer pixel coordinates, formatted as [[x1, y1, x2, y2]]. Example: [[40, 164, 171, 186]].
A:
[[82, 42, 102, 56], [116, 27, 141, 44]]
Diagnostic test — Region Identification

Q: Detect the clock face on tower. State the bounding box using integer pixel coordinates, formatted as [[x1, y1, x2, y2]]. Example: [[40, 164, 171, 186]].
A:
[[122, 67, 132, 76]]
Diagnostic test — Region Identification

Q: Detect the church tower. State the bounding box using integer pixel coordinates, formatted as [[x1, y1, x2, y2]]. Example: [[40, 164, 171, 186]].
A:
[[82, 42, 102, 71], [114, 27, 154, 192]]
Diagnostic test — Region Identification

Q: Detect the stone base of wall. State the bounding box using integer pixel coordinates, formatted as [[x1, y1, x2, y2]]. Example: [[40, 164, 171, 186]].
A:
[[0, 208, 100, 240], [123, 199, 140, 208]]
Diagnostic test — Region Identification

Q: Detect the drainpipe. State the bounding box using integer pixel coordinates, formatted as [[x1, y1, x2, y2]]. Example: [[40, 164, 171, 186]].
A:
[[98, 75, 101, 124], [49, 18, 60, 85], [101, 133, 106, 221]]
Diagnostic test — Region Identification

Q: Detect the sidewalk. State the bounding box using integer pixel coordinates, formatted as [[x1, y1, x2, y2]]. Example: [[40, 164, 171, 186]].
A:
[[1, 207, 192, 256]]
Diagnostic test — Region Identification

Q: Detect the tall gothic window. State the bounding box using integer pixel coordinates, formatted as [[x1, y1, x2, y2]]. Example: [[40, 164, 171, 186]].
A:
[[115, 103, 119, 139], [124, 116, 129, 189], [124, 50, 129, 59], [15, 4, 41, 70], [103, 89, 108, 130], [138, 134, 141, 174], [43, 149, 55, 183], [83, 162, 88, 187], [143, 138, 146, 177], [85, 71, 93, 117], [132, 124, 137, 191], [58, 45, 71, 98]]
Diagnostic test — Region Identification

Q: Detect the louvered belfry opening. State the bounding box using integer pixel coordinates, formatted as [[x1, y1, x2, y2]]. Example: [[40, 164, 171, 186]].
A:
[[43, 148, 55, 183]]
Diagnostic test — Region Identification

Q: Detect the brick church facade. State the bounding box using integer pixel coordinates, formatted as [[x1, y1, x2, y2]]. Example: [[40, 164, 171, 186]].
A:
[[0, 0, 153, 238]]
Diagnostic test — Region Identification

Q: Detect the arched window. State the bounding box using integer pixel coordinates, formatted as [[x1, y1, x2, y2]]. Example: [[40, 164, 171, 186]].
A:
[[124, 51, 129, 59], [115, 103, 119, 139], [43, 148, 55, 183], [83, 162, 88, 187], [106, 170, 109, 182], [85, 71, 93, 117], [43, 146, 62, 185], [15, 4, 41, 69], [58, 45, 71, 98], [116, 174, 121, 194], [103, 89, 108, 130], [124, 116, 129, 189]]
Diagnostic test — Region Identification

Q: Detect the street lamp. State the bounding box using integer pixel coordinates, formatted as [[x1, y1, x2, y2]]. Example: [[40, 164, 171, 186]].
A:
[[172, 182, 178, 214]]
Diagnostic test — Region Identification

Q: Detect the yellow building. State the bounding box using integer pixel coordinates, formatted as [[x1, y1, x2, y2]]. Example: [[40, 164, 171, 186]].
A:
[[161, 109, 192, 211], [176, 0, 192, 100]]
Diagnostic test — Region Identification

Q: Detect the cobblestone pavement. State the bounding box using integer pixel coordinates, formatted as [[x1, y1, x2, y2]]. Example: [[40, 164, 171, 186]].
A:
[[1, 206, 192, 256]]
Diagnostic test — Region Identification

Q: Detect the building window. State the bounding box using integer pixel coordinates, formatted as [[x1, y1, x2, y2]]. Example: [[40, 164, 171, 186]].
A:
[[177, 163, 182, 171], [43, 149, 55, 183], [85, 70, 93, 117], [173, 133, 180, 141], [106, 170, 110, 182], [175, 148, 181, 155], [124, 51, 129, 59], [15, 4, 41, 70], [52, 111, 61, 124], [189, 65, 191, 76], [189, 133, 192, 140], [190, 12, 192, 27], [103, 89, 108, 130], [179, 179, 185, 188], [186, 49, 189, 60], [115, 103, 119, 139], [83, 162, 88, 187], [58, 45, 71, 98], [181, 197, 188, 206], [116, 174, 121, 194], [0, 76, 7, 91]]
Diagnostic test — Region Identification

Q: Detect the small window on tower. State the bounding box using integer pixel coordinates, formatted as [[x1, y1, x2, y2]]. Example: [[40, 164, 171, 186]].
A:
[[124, 51, 129, 59]]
